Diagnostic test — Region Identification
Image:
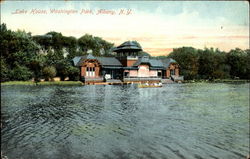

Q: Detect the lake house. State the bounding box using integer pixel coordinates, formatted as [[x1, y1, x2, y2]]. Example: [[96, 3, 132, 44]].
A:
[[72, 41, 183, 83]]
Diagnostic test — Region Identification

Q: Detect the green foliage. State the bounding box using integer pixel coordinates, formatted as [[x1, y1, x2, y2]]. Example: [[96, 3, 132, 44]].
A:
[[1, 57, 9, 82], [0, 28, 39, 67], [78, 34, 114, 56], [168, 47, 199, 80], [1, 81, 82, 86], [55, 59, 71, 81], [33, 34, 52, 50], [168, 47, 249, 80], [46, 31, 65, 51], [197, 48, 230, 79], [1, 23, 249, 82], [28, 54, 46, 82], [227, 48, 249, 79], [9, 65, 33, 81], [68, 66, 80, 81], [42, 66, 57, 81]]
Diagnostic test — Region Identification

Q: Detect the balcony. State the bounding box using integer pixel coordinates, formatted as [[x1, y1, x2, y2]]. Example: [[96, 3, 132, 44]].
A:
[[123, 77, 161, 82]]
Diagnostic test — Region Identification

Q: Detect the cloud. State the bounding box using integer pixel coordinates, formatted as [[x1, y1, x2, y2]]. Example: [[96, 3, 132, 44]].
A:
[[143, 48, 173, 56], [1, 1, 249, 56]]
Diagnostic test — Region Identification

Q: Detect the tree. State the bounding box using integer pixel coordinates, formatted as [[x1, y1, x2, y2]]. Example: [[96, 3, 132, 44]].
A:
[[28, 54, 46, 82], [0, 57, 9, 82], [168, 47, 199, 80], [64, 36, 78, 59], [198, 48, 230, 79], [78, 34, 114, 56], [42, 66, 57, 81], [9, 65, 33, 81], [0, 26, 39, 68], [55, 59, 71, 81], [227, 48, 248, 79], [45, 31, 65, 51], [33, 34, 53, 50], [244, 49, 250, 79], [68, 66, 80, 81]]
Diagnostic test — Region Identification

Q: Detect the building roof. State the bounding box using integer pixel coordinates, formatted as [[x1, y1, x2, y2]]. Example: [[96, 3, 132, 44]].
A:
[[161, 58, 177, 68], [133, 56, 164, 68], [73, 54, 96, 66], [149, 59, 164, 68], [72, 54, 122, 67], [132, 57, 178, 69], [96, 57, 122, 66], [112, 41, 142, 52], [72, 56, 82, 66], [73, 55, 178, 69]]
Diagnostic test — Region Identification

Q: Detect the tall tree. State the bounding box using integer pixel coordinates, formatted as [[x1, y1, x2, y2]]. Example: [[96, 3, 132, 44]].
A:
[[168, 47, 199, 80]]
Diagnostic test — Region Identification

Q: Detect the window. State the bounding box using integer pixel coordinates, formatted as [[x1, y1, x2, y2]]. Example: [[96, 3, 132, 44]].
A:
[[86, 67, 95, 77], [170, 69, 175, 75], [157, 71, 162, 77], [124, 72, 129, 77]]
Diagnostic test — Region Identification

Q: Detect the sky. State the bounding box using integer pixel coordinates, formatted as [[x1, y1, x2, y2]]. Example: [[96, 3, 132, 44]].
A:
[[1, 1, 249, 56]]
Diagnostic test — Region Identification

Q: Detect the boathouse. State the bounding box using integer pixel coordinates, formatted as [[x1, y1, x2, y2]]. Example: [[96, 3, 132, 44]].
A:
[[72, 41, 183, 83], [73, 54, 123, 82]]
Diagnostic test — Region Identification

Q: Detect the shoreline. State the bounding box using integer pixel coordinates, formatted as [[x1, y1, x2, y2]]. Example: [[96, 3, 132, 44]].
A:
[[0, 81, 83, 86], [183, 79, 250, 84], [1, 79, 249, 86]]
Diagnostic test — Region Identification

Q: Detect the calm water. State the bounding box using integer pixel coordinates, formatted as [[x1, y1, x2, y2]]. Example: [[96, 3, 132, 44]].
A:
[[1, 83, 249, 159]]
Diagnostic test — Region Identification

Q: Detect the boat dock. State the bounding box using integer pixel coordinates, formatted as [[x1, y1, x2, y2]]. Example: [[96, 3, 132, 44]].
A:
[[83, 79, 179, 85]]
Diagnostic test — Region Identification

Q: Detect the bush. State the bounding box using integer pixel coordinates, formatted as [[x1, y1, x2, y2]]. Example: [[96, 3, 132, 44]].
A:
[[68, 66, 80, 81], [1, 58, 9, 82], [55, 60, 69, 81], [9, 65, 33, 81], [42, 66, 57, 81]]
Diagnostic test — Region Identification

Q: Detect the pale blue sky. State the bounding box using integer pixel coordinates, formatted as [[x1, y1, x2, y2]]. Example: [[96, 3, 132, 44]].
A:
[[1, 1, 249, 55], [2, 1, 249, 25]]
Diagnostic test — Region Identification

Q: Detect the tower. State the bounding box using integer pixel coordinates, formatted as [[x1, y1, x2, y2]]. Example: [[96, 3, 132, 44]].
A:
[[112, 41, 142, 67]]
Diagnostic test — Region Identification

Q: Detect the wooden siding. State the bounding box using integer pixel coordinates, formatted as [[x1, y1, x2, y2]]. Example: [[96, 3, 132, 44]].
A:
[[80, 59, 100, 78], [127, 60, 137, 67], [166, 63, 179, 78]]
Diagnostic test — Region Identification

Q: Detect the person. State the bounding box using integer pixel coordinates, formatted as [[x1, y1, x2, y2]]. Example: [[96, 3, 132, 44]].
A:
[[103, 73, 106, 82]]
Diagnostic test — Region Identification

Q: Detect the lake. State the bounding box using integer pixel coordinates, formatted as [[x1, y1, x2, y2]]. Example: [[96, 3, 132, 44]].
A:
[[1, 83, 249, 159]]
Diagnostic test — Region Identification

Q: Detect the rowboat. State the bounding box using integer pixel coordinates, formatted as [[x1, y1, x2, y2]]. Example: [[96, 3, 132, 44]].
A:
[[138, 83, 162, 88]]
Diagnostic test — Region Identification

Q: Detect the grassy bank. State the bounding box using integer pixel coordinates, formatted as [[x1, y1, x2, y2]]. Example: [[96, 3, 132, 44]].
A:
[[212, 79, 250, 83], [183, 79, 250, 83], [1, 81, 83, 86]]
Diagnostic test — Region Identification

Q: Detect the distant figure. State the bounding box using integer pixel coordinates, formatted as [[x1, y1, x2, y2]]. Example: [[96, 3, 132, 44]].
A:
[[221, 26, 223, 29]]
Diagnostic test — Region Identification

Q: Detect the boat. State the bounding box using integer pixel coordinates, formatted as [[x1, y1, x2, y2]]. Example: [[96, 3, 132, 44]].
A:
[[138, 82, 162, 88]]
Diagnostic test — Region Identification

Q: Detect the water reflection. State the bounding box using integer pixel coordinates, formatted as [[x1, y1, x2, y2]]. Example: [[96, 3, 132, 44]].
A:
[[1, 83, 249, 159]]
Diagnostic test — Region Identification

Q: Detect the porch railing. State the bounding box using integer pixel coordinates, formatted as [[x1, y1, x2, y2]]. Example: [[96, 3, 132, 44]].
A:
[[82, 77, 104, 82], [123, 77, 161, 82], [171, 75, 184, 81]]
